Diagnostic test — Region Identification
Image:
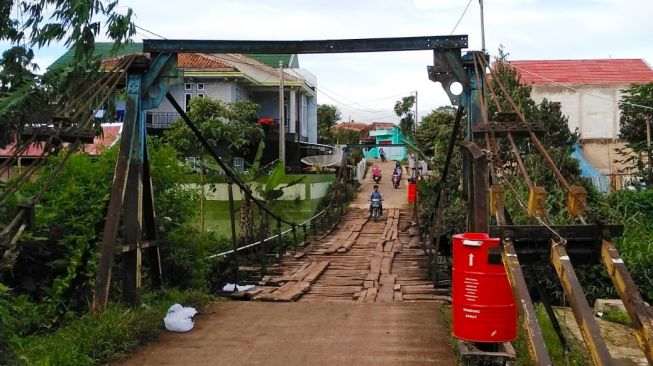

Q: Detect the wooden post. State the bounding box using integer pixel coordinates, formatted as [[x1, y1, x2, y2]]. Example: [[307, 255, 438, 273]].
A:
[[278, 60, 285, 168], [227, 176, 239, 285]]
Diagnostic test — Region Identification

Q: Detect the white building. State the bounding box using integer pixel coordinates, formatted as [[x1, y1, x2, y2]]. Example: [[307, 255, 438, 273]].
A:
[[509, 59, 653, 173]]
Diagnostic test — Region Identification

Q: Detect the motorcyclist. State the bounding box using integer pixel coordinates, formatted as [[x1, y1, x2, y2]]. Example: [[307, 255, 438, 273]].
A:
[[372, 164, 382, 181], [394, 161, 402, 176], [369, 184, 383, 215], [391, 170, 400, 187]]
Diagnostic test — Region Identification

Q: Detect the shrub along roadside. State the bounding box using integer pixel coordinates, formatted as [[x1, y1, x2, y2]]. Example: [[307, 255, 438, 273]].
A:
[[11, 290, 214, 366]]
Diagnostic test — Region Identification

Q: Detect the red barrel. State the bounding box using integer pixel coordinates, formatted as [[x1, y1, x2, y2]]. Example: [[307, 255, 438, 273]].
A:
[[407, 182, 416, 203], [452, 233, 517, 343]]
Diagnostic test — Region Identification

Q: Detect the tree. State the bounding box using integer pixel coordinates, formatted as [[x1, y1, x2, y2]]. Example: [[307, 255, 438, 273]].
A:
[[616, 82, 653, 183], [164, 97, 264, 162], [317, 104, 341, 143], [488, 47, 580, 193], [0, 0, 135, 147], [394, 95, 416, 137], [330, 127, 361, 144], [414, 109, 455, 158]]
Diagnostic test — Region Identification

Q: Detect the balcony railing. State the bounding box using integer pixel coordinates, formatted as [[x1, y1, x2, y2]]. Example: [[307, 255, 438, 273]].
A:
[[146, 112, 181, 129]]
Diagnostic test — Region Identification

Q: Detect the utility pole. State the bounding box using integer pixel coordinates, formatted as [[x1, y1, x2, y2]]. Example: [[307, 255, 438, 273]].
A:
[[414, 90, 418, 132], [647, 115, 652, 184], [279, 60, 285, 168], [479, 0, 486, 51]]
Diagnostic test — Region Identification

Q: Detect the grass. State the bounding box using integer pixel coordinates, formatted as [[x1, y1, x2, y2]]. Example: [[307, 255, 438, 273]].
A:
[[203, 198, 323, 236], [439, 303, 589, 365], [512, 304, 589, 366], [601, 310, 631, 325], [12, 290, 215, 366]]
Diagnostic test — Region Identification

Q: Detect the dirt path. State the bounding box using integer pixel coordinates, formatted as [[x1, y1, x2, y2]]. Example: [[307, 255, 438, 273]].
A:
[[351, 158, 409, 210], [121, 160, 456, 365]]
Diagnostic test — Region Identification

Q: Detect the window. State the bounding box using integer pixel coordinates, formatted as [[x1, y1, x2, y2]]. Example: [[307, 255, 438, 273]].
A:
[[185, 93, 192, 112], [184, 83, 192, 91], [197, 83, 205, 91], [197, 93, 205, 98]]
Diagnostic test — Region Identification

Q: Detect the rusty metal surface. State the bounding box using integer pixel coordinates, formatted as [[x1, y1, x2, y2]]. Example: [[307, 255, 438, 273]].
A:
[[601, 240, 653, 364], [551, 244, 614, 365], [472, 122, 544, 137], [460, 140, 489, 233], [502, 240, 552, 366]]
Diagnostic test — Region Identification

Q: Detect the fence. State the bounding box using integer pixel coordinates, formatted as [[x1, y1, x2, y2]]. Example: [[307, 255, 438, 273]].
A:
[[355, 158, 367, 182]]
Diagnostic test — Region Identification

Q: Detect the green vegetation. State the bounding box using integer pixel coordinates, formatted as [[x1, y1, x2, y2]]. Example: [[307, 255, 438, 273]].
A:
[[12, 290, 213, 366], [512, 304, 589, 365], [615, 82, 653, 183], [394, 95, 416, 137], [601, 310, 631, 325], [317, 104, 341, 144], [440, 304, 588, 365]]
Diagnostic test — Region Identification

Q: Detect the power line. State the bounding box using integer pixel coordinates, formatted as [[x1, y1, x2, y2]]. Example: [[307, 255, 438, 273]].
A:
[[505, 60, 653, 111], [135, 24, 168, 40], [450, 0, 473, 35]]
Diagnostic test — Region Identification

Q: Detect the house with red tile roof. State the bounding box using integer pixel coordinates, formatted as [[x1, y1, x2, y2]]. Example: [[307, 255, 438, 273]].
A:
[[50, 43, 319, 145], [508, 58, 653, 173], [0, 123, 122, 181]]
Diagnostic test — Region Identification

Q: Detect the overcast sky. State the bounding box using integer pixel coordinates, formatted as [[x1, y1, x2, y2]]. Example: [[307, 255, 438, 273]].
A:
[[5, 0, 653, 123]]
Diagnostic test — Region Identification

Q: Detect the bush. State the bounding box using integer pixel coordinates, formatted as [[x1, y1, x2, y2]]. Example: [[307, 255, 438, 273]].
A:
[[13, 289, 214, 366]]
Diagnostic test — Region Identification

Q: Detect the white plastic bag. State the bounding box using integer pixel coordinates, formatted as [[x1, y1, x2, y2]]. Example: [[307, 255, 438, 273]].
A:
[[164, 303, 198, 333], [222, 283, 255, 292]]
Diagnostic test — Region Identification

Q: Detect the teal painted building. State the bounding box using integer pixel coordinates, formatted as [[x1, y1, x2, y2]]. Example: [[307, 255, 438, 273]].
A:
[[363, 126, 407, 161]]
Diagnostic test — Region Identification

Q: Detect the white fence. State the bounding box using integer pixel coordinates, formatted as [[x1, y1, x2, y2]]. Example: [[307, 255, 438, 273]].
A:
[[355, 158, 367, 182]]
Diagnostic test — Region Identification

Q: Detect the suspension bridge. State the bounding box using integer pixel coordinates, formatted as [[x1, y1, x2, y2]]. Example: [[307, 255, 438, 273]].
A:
[[1, 34, 652, 365]]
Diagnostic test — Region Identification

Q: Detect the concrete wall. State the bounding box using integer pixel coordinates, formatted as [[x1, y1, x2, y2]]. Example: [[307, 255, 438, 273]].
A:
[[182, 181, 332, 201], [307, 96, 318, 143], [154, 79, 238, 113], [530, 83, 627, 140]]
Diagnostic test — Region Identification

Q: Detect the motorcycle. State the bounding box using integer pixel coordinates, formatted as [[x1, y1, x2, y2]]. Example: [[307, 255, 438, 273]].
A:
[[373, 174, 381, 184], [370, 199, 382, 222], [391, 174, 400, 189]]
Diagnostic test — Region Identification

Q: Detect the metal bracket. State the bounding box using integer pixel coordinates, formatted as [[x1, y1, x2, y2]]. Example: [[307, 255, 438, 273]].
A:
[[428, 49, 470, 106], [142, 53, 180, 110]]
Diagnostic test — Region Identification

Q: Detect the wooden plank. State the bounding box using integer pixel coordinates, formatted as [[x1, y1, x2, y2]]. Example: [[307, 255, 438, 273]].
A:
[[356, 290, 367, 302], [262, 281, 312, 302], [601, 240, 653, 363], [364, 287, 378, 302], [380, 252, 394, 274], [376, 274, 395, 303], [303, 261, 330, 283], [401, 284, 435, 294], [551, 243, 613, 365], [502, 239, 552, 366], [402, 294, 451, 302], [287, 263, 312, 281], [251, 287, 277, 301]]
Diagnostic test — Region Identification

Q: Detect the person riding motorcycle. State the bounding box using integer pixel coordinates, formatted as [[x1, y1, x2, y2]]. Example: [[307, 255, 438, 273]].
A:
[[369, 184, 383, 215], [394, 161, 402, 176], [372, 164, 382, 182], [391, 170, 401, 188]]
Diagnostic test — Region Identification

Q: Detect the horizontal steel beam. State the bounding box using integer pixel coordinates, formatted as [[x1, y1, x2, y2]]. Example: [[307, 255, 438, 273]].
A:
[[143, 35, 468, 54]]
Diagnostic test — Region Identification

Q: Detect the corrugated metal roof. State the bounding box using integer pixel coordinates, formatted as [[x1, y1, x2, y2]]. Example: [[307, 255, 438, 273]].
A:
[[48, 42, 143, 70], [248, 54, 298, 68], [508, 59, 653, 85]]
